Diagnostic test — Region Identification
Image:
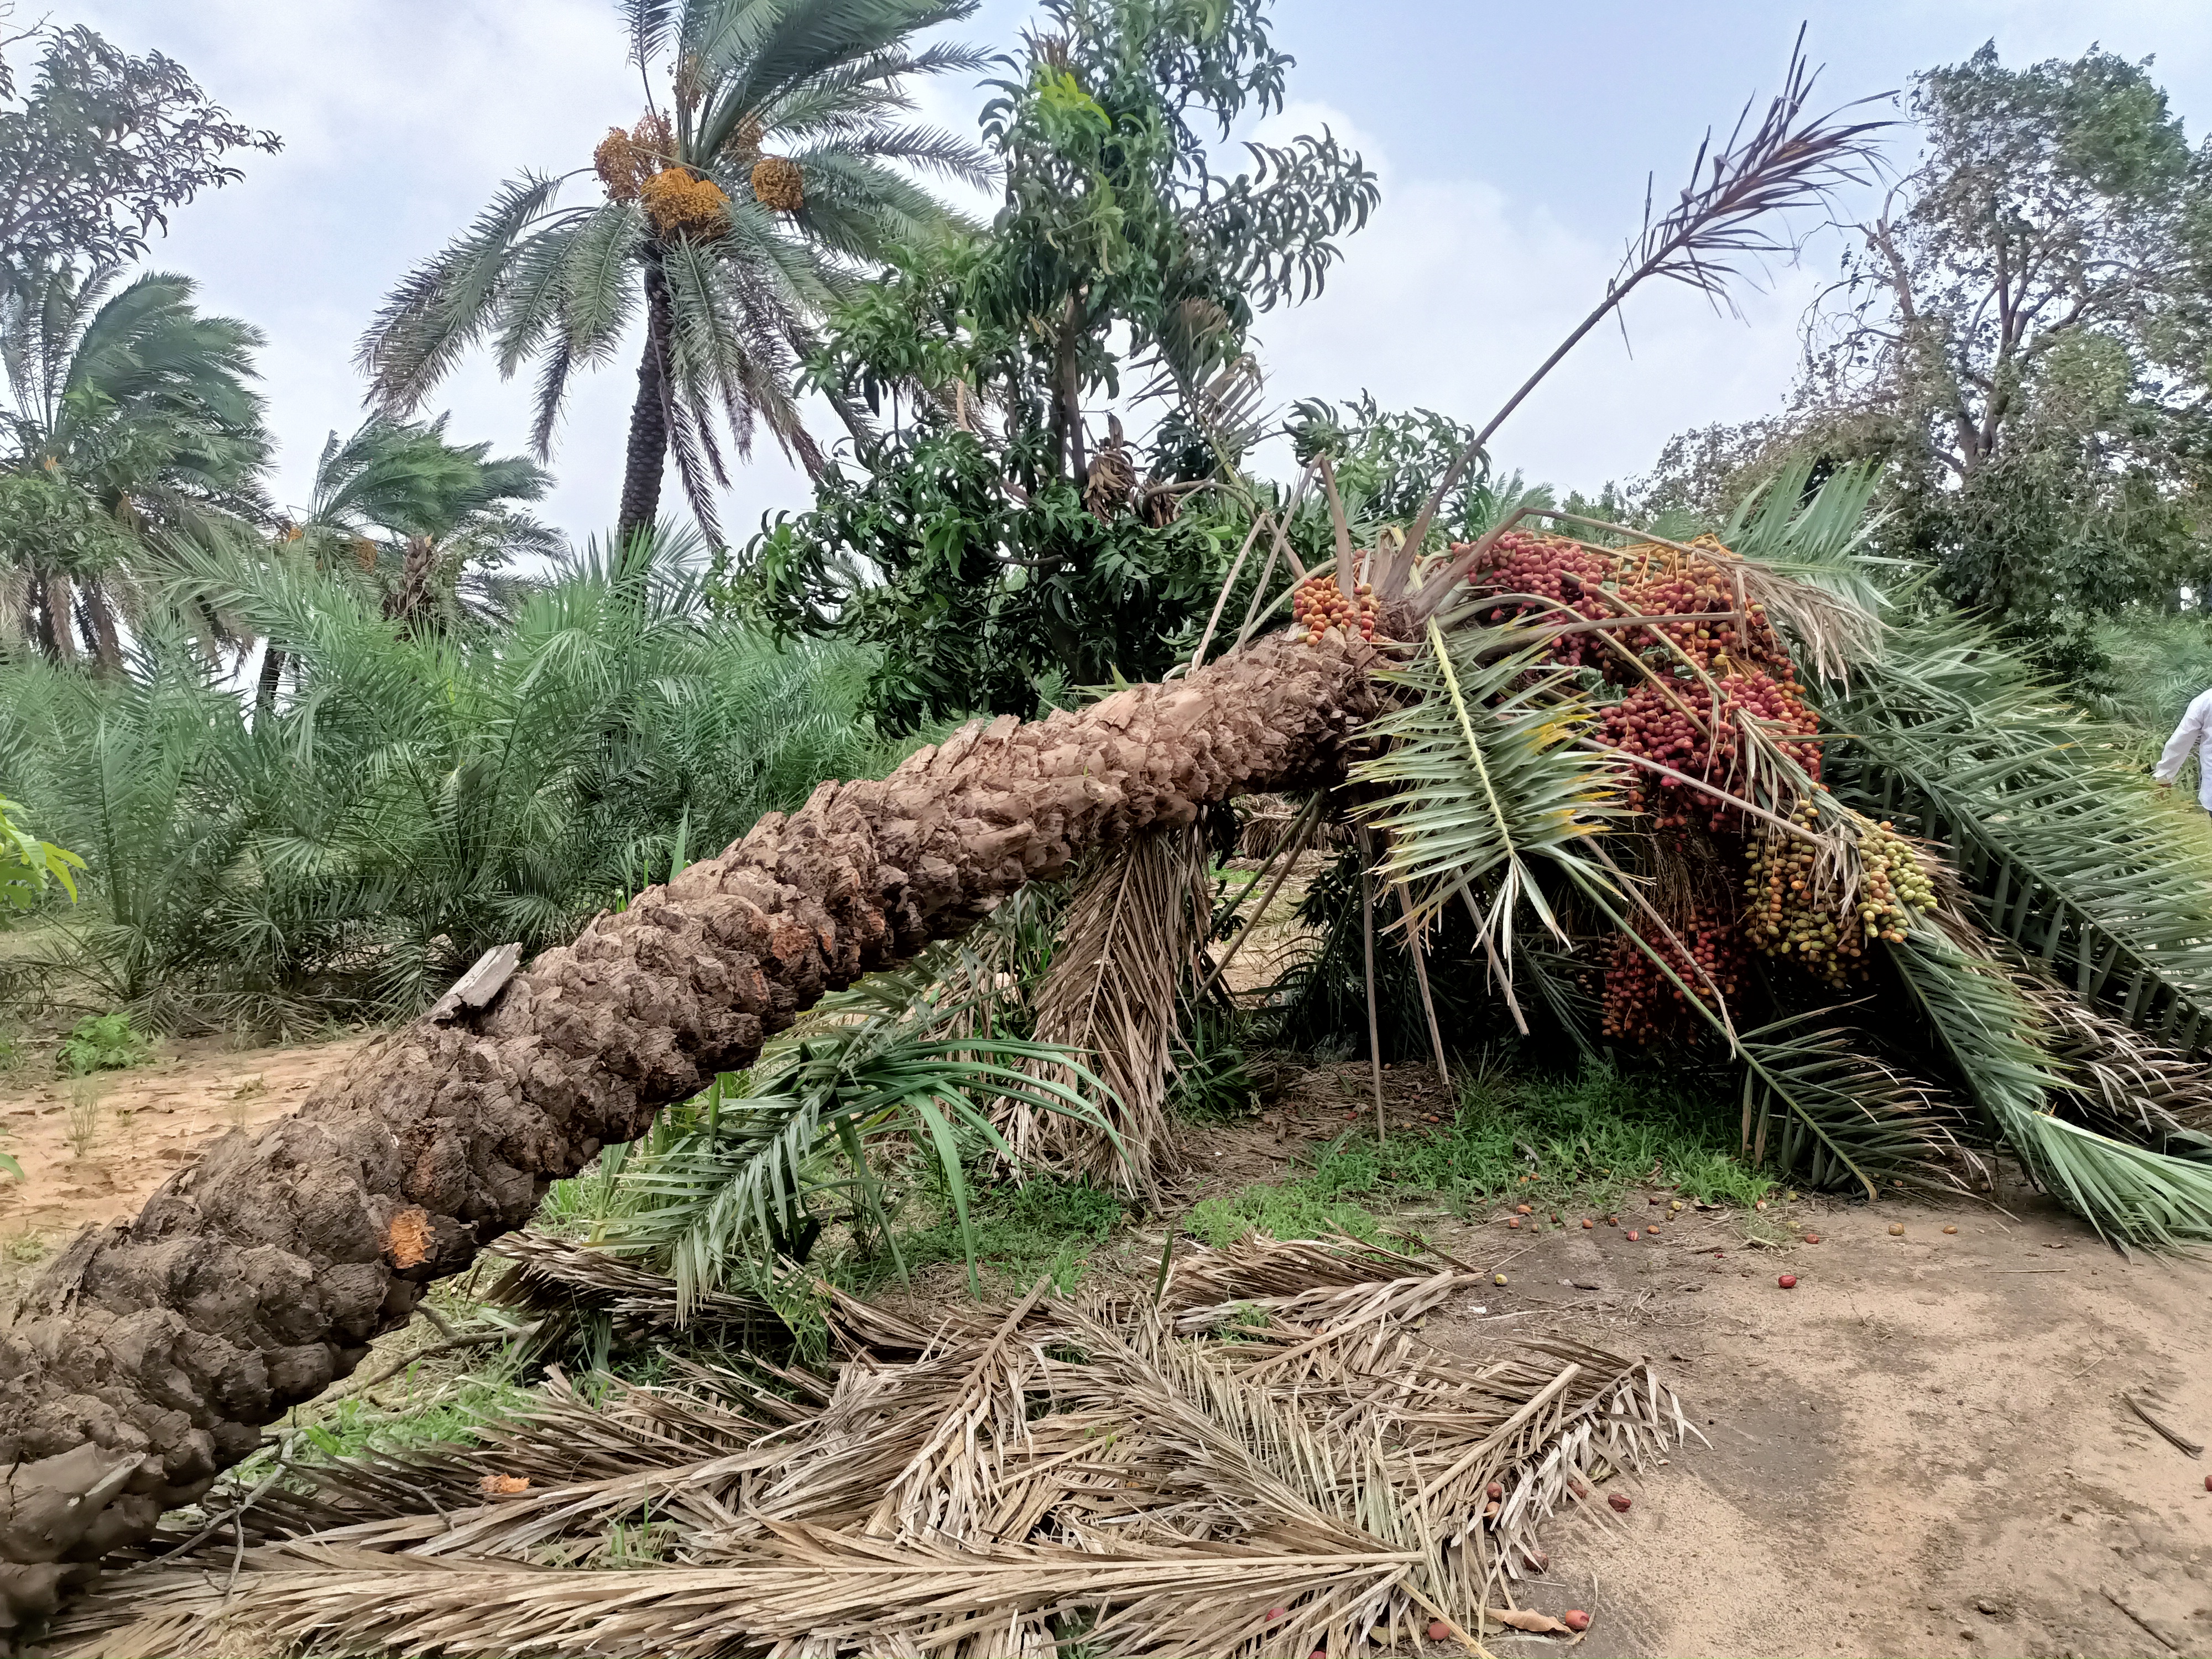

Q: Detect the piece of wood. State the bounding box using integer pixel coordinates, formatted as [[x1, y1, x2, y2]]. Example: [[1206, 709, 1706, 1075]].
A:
[[2101, 1584, 2180, 1652], [428, 941, 523, 1024], [1360, 851, 1385, 1142]]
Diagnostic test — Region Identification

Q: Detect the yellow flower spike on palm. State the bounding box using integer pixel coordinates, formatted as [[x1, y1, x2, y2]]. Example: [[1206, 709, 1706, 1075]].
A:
[[751, 154, 804, 212], [641, 168, 732, 239]]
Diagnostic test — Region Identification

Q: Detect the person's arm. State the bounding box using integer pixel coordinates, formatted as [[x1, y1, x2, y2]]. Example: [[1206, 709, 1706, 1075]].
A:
[[2156, 691, 2210, 787]]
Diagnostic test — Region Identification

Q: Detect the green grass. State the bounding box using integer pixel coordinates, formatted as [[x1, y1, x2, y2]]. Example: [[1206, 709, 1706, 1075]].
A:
[[1187, 1181, 1386, 1248], [1198, 1062, 1773, 1242], [860, 1173, 1129, 1294]]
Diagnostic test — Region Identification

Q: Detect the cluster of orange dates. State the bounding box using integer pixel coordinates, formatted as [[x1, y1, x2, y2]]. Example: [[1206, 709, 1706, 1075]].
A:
[[1290, 573, 1380, 645]]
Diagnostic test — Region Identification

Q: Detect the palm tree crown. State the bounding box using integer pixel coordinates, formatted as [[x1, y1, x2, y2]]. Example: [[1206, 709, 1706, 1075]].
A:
[[357, 0, 994, 546], [0, 264, 269, 667]]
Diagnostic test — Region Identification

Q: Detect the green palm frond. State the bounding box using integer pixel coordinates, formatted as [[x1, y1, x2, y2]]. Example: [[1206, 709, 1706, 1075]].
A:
[[1887, 930, 2212, 1249], [1830, 603, 2212, 1046], [1736, 1015, 1960, 1194], [1352, 624, 1621, 957], [608, 975, 1122, 1308], [358, 173, 584, 413]]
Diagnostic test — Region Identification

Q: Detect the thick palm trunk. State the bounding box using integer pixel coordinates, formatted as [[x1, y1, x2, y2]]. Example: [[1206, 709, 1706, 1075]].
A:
[[0, 630, 1379, 1629], [615, 260, 674, 550]]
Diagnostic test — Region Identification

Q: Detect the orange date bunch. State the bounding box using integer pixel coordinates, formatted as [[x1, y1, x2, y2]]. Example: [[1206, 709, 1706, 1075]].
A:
[[1291, 572, 1379, 645]]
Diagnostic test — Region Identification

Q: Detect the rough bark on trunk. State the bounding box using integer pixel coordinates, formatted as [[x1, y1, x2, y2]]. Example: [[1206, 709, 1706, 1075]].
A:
[[383, 535, 437, 633], [615, 260, 674, 550], [0, 630, 1380, 1632]]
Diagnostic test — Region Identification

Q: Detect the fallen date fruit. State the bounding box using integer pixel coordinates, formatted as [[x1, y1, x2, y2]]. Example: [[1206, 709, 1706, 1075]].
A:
[[1888, 1223, 1906, 1236], [1943, 1224, 1958, 1234], [1427, 1620, 1452, 1642], [1265, 1608, 1287, 1624], [1803, 1233, 1820, 1243], [1487, 1481, 1505, 1500], [1564, 1611, 1593, 1633], [1582, 1218, 1595, 1229], [1626, 1229, 1640, 1240], [1608, 1491, 1632, 1513], [1507, 1217, 1522, 1228], [1516, 1203, 1534, 1214], [1778, 1274, 1798, 1289]]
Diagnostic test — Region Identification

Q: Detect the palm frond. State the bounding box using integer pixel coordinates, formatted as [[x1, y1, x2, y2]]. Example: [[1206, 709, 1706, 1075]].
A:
[[1352, 627, 1621, 959], [1736, 1014, 1962, 1193], [1830, 603, 2212, 1048], [1887, 930, 2212, 1249], [65, 1239, 1695, 1659], [1014, 823, 1211, 1195]]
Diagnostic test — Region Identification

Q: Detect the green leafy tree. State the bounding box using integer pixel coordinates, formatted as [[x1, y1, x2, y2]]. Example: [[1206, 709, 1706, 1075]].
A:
[[0, 262, 269, 669], [1744, 44, 2212, 676], [0, 22, 279, 284], [738, 0, 1376, 729], [358, 0, 993, 547], [0, 791, 81, 916]]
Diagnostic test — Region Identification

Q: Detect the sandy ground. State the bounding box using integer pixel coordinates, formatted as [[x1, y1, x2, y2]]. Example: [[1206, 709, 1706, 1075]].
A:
[[0, 1032, 373, 1261], [8, 1039, 2211, 1658], [1193, 1065, 2212, 1659]]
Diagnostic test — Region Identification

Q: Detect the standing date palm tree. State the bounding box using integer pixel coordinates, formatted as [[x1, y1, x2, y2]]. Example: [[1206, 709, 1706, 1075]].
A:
[[357, 0, 993, 547], [250, 414, 559, 712], [0, 264, 268, 669]]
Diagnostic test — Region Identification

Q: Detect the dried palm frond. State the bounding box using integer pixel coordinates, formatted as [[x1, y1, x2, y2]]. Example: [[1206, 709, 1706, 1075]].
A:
[[2002, 957, 2212, 1157], [1009, 822, 1212, 1193], [69, 1235, 1698, 1659], [1738, 561, 1883, 684], [1394, 36, 1888, 591], [480, 1231, 784, 1349]]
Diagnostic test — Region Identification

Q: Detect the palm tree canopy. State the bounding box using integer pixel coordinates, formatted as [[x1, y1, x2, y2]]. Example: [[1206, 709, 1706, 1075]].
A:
[[357, 0, 993, 541], [302, 413, 551, 543], [1, 263, 269, 514], [0, 263, 269, 665]]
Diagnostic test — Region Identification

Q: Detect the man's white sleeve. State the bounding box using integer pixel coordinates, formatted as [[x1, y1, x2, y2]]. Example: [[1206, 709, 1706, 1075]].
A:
[[2157, 691, 2210, 782]]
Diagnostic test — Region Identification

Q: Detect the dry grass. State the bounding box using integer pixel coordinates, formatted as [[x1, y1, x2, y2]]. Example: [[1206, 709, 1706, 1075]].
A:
[[60, 1234, 1695, 1659]]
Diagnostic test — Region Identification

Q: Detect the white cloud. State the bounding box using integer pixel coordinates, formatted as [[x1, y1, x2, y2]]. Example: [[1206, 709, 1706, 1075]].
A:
[[1244, 100, 1823, 495]]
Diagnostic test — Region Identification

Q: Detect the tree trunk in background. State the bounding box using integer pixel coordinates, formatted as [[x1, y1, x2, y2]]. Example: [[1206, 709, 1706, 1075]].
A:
[[615, 260, 674, 550], [254, 644, 287, 724], [0, 629, 1381, 1629], [383, 535, 438, 633]]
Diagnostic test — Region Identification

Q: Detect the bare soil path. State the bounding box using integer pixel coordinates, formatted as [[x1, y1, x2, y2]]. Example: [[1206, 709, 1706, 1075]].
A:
[[1197, 1065, 2212, 1659], [0, 1032, 372, 1266]]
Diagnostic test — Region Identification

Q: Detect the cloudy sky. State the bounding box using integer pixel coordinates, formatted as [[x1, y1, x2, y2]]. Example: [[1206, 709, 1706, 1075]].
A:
[[66, 0, 2212, 544]]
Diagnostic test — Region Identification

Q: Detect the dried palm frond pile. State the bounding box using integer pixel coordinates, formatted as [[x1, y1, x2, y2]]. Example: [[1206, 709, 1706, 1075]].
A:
[[1006, 822, 1213, 1194], [59, 1235, 1695, 1659]]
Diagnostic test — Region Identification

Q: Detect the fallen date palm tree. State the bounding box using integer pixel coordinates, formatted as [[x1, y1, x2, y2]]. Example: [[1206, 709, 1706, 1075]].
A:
[[0, 40, 1886, 1634]]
